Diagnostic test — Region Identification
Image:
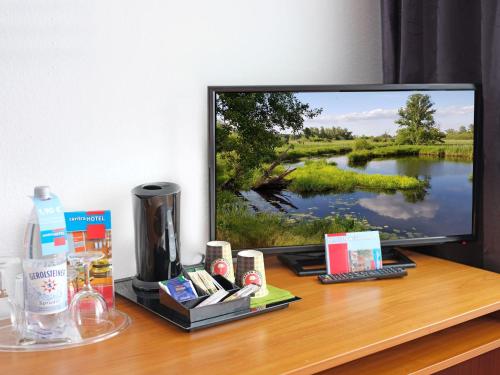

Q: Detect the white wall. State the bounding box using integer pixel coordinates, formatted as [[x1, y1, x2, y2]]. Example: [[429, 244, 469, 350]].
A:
[[0, 0, 382, 278]]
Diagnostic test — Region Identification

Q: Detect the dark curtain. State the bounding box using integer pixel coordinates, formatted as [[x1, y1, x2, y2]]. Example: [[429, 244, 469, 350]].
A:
[[381, 0, 500, 272]]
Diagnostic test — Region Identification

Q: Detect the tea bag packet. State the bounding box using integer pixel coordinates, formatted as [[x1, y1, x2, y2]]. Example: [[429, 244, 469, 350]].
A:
[[187, 270, 221, 295], [224, 284, 260, 302], [159, 276, 198, 302]]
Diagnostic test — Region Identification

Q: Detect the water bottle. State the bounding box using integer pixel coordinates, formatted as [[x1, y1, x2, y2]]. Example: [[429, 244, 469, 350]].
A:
[[22, 186, 68, 340]]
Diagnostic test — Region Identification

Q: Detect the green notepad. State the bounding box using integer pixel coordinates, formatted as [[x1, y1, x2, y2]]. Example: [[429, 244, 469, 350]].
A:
[[250, 284, 295, 308]]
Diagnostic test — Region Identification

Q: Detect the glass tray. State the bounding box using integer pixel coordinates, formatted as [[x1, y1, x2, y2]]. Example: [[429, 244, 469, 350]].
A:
[[0, 308, 130, 352]]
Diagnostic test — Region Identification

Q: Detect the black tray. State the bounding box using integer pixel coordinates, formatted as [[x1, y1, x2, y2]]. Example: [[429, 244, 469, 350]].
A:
[[115, 277, 301, 332]]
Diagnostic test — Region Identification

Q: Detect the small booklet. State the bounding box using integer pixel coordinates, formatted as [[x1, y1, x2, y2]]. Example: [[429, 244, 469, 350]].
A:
[[324, 231, 382, 274], [65, 210, 114, 308]]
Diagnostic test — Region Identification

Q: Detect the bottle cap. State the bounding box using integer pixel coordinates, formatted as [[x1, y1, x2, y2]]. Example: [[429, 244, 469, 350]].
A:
[[34, 186, 51, 200]]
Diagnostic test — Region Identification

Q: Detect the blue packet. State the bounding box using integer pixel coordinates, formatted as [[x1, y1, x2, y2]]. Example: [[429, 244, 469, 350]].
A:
[[161, 276, 198, 302]]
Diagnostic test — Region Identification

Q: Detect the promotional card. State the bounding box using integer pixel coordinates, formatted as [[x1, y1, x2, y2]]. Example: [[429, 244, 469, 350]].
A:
[[65, 211, 114, 308], [325, 231, 382, 274]]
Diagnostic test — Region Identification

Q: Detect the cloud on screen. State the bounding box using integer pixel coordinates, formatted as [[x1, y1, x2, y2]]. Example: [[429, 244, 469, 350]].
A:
[[436, 105, 474, 116], [305, 108, 397, 127], [358, 194, 439, 220], [303, 105, 474, 129]]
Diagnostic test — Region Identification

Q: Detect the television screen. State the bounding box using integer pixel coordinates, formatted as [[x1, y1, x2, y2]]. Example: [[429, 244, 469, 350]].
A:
[[210, 85, 478, 252]]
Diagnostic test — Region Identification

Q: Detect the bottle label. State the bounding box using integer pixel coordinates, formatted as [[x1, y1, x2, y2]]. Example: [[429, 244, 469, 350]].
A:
[[33, 194, 68, 256], [24, 262, 68, 314]]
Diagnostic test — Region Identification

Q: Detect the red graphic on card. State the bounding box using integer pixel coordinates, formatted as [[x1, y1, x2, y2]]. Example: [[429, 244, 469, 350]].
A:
[[87, 224, 106, 239], [54, 236, 66, 246], [328, 243, 349, 274], [327, 233, 346, 237], [211, 258, 229, 277], [242, 270, 262, 287], [86, 211, 106, 215]]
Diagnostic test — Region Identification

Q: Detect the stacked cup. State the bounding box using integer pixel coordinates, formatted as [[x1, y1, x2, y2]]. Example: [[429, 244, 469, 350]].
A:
[[205, 241, 235, 283], [235, 250, 268, 298]]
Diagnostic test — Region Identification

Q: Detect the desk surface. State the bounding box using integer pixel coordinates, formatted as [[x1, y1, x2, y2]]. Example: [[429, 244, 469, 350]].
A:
[[2, 251, 500, 374]]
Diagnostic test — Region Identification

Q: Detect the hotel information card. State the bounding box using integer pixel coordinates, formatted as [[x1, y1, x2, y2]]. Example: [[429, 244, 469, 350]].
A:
[[65, 211, 114, 308], [325, 231, 382, 274]]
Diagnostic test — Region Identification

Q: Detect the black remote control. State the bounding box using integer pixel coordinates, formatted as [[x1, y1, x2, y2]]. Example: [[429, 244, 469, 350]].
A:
[[318, 267, 407, 284]]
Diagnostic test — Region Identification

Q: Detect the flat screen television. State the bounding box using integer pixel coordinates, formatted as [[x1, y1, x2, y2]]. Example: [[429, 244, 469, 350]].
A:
[[208, 84, 480, 274]]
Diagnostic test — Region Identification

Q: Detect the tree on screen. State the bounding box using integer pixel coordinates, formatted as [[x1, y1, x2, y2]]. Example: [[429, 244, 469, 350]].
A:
[[216, 92, 321, 190], [395, 94, 445, 145], [303, 127, 313, 139], [302, 126, 354, 140], [445, 124, 474, 140]]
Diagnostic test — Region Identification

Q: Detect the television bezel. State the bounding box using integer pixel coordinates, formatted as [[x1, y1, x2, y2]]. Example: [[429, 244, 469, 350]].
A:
[[208, 83, 481, 255]]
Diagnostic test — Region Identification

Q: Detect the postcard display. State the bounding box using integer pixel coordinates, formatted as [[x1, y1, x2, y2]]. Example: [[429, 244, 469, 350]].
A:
[[325, 231, 383, 274]]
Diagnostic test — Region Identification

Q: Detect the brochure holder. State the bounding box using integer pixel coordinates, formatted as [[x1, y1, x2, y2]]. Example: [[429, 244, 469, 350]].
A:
[[159, 274, 249, 323], [115, 262, 301, 332]]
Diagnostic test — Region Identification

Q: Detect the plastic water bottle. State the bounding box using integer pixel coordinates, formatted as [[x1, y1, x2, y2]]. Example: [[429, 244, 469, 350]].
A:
[[22, 186, 68, 340]]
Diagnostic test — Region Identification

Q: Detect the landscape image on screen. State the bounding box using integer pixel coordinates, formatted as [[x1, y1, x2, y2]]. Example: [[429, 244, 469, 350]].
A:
[[215, 90, 475, 249]]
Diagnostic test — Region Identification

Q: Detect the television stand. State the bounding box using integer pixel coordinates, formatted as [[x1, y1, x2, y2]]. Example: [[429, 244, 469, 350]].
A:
[[277, 247, 416, 276]]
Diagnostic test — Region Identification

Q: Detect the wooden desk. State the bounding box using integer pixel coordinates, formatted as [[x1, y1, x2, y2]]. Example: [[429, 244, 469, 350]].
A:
[[2, 251, 500, 374]]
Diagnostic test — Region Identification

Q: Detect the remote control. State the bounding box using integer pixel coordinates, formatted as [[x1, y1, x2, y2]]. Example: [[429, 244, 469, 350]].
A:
[[318, 267, 407, 284]]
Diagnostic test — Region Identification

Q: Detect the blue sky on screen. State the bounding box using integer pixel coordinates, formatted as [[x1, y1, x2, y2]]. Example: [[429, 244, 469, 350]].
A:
[[295, 90, 475, 136]]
